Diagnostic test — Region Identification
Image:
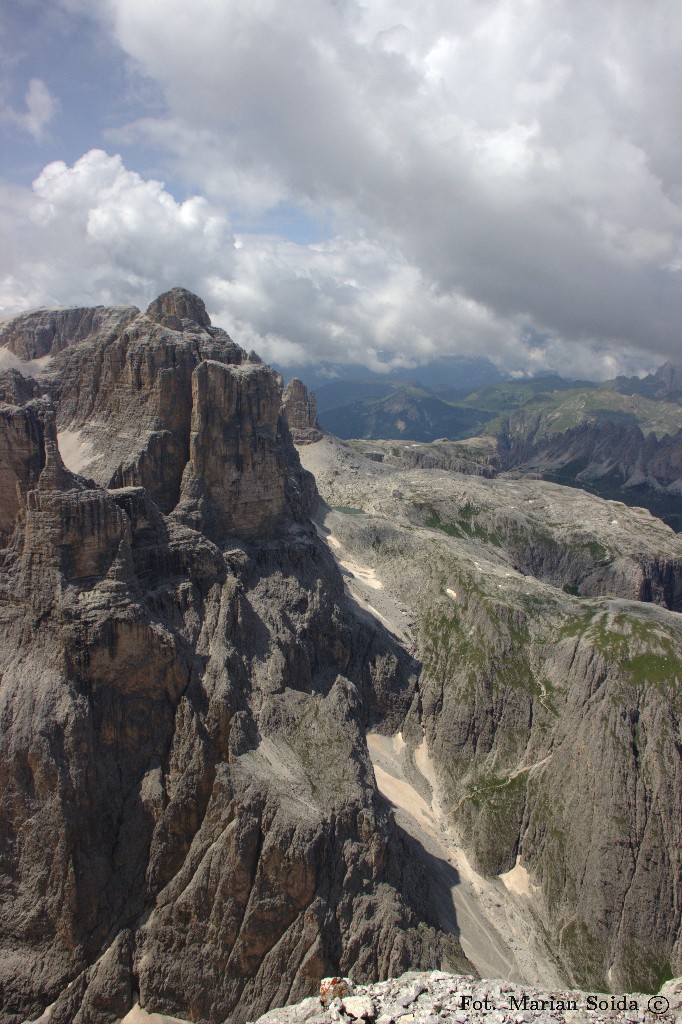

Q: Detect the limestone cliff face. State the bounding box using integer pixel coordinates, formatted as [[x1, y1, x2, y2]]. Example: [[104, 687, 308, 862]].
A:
[[415, 589, 682, 994], [0, 304, 138, 360], [500, 417, 682, 500], [298, 437, 682, 998], [282, 379, 322, 444], [176, 361, 289, 540], [1, 289, 253, 515], [0, 399, 47, 541], [0, 291, 468, 1024]]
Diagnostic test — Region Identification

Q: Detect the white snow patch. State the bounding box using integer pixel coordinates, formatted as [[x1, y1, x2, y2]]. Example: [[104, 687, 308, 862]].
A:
[[366, 731, 564, 987], [120, 1005, 192, 1024], [500, 856, 537, 897], [339, 556, 383, 590], [57, 428, 103, 473], [446, 587, 457, 600], [0, 350, 52, 376]]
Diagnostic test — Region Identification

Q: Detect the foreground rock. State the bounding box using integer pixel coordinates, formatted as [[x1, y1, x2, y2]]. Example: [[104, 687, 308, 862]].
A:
[[256, 971, 682, 1024]]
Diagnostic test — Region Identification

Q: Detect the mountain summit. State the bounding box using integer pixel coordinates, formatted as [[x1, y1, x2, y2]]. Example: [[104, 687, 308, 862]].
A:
[[0, 291, 680, 1023], [0, 291, 464, 1024]]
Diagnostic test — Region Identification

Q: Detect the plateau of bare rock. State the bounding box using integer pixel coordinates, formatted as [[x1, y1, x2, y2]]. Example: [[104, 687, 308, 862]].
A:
[[0, 292, 468, 1024], [305, 435, 682, 610], [299, 435, 682, 995], [328, 372, 682, 531]]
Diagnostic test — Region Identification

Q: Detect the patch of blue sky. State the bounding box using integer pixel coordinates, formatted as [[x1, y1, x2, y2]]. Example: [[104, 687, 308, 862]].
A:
[[232, 201, 337, 246], [0, 1, 154, 184]]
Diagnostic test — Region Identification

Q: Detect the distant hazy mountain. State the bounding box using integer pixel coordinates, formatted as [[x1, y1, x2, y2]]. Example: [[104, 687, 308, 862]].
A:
[[320, 384, 493, 442], [281, 355, 504, 414], [312, 366, 682, 530], [315, 373, 594, 442]]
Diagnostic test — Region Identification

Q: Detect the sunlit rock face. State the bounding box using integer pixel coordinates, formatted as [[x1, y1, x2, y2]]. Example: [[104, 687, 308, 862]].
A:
[[282, 377, 322, 444], [176, 359, 288, 541], [0, 290, 466, 1024]]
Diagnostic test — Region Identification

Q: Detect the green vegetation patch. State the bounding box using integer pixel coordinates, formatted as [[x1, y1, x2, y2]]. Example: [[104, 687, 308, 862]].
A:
[[417, 501, 503, 547], [332, 505, 364, 515], [560, 919, 606, 991], [618, 942, 674, 995], [464, 767, 528, 809], [560, 609, 682, 689], [459, 769, 528, 875]]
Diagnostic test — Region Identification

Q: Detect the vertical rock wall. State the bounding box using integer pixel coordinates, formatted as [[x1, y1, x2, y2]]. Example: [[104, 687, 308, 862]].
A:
[[177, 360, 288, 541]]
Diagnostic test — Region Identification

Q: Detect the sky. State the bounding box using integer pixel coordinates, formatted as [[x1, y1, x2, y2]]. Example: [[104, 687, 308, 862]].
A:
[[0, 0, 680, 381]]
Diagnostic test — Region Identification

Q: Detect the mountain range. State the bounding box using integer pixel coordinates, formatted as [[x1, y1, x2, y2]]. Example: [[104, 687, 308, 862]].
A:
[[311, 367, 682, 531], [0, 291, 680, 1023]]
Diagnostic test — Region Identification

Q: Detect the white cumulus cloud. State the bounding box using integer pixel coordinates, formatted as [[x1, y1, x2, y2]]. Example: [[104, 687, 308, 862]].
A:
[[2, 77, 59, 141], [92, 0, 682, 368], [2, 0, 682, 377], [0, 149, 235, 311]]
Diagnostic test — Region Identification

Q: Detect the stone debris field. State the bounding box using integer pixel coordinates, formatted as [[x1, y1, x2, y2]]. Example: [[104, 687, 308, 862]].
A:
[[255, 972, 682, 1024]]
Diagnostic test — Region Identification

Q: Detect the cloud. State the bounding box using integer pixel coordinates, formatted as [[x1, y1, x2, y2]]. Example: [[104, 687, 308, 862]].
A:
[[2, 1, 681, 379], [2, 77, 59, 141], [91, 0, 682, 368], [0, 147, 668, 381], [0, 149, 235, 311]]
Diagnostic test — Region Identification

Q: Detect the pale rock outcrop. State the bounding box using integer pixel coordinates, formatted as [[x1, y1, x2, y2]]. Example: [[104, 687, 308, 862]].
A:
[[256, 970, 682, 1024], [176, 360, 289, 540], [283, 379, 322, 444]]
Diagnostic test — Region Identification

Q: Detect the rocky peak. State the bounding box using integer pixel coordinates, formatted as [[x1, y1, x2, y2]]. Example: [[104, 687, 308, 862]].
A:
[[176, 359, 290, 540], [145, 287, 212, 331], [0, 296, 251, 515], [282, 377, 322, 444], [654, 359, 682, 395]]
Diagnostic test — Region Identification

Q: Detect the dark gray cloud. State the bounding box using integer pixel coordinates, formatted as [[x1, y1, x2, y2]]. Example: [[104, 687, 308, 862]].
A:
[[1, 0, 680, 377]]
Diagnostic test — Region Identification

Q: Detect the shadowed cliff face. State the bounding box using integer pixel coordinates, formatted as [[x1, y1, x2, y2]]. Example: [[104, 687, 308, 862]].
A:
[[298, 436, 682, 997], [0, 291, 468, 1024]]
